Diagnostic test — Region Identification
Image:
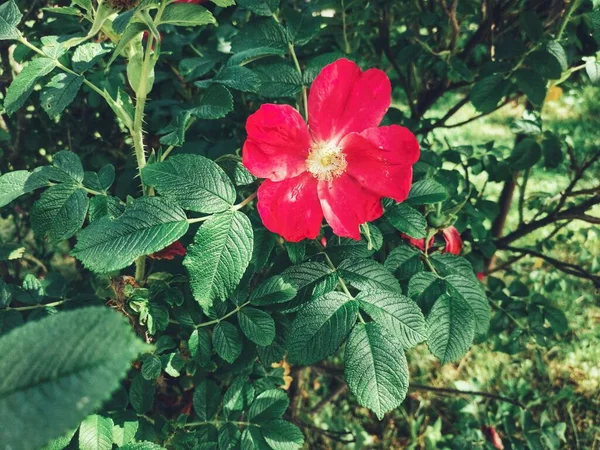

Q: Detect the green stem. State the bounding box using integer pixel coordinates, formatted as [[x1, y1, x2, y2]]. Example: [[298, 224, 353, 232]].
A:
[[341, 0, 351, 54], [4, 299, 70, 311], [556, 0, 580, 41], [323, 252, 354, 299], [232, 192, 257, 211], [288, 43, 308, 121], [17, 37, 106, 99], [186, 420, 250, 428], [195, 301, 250, 329]]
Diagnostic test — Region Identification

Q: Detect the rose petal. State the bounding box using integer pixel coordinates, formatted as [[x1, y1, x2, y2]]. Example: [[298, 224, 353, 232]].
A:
[[308, 58, 391, 144], [342, 125, 420, 202], [243, 104, 311, 182], [317, 174, 383, 240], [442, 226, 463, 255], [257, 172, 322, 242], [149, 241, 187, 260]]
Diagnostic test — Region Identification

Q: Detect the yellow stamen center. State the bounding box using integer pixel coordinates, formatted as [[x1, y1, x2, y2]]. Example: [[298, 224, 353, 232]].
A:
[[306, 141, 347, 181]]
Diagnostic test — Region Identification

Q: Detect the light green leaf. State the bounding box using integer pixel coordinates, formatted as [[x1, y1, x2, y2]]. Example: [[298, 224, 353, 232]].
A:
[[406, 179, 448, 205], [30, 183, 89, 243], [42, 6, 82, 16], [338, 258, 401, 293], [108, 22, 147, 66], [213, 321, 243, 363], [40, 428, 77, 450], [223, 377, 254, 420], [78, 415, 114, 450], [191, 84, 233, 119], [4, 57, 57, 115], [193, 380, 221, 421], [120, 442, 166, 450], [142, 154, 235, 213], [158, 3, 216, 27], [249, 276, 297, 306], [0, 307, 148, 450], [261, 420, 304, 450], [586, 58, 600, 83], [0, 0, 22, 40], [237, 0, 279, 16], [426, 293, 475, 364], [288, 292, 358, 364], [72, 0, 92, 11], [112, 412, 139, 446], [184, 211, 253, 311], [0, 170, 46, 207], [72, 197, 189, 273], [344, 322, 409, 420], [238, 307, 275, 346], [248, 389, 288, 422], [356, 290, 426, 349], [72, 43, 111, 72], [384, 244, 423, 280], [385, 203, 427, 238], [444, 274, 491, 336], [40, 73, 84, 119]]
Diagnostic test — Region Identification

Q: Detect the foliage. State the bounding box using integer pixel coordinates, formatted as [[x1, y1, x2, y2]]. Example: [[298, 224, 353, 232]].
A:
[[0, 0, 599, 448]]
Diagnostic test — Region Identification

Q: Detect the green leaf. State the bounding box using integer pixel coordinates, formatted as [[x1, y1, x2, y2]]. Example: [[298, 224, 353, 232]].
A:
[[141, 354, 162, 380], [88, 196, 124, 222], [223, 377, 254, 420], [72, 43, 111, 72], [526, 50, 562, 80], [159, 3, 216, 27], [385, 203, 427, 238], [191, 84, 234, 119], [238, 307, 275, 346], [254, 63, 302, 98], [40, 73, 84, 119], [284, 8, 320, 46], [213, 321, 243, 363], [407, 271, 445, 312], [519, 10, 543, 41], [248, 389, 288, 422], [4, 57, 57, 115], [0, 0, 22, 40], [231, 18, 287, 53], [142, 154, 236, 213], [509, 137, 542, 170], [228, 47, 286, 66], [426, 293, 475, 364], [470, 74, 510, 113], [72, 0, 92, 11], [542, 132, 563, 169], [112, 412, 139, 446], [344, 322, 409, 420], [31, 183, 89, 243], [384, 244, 423, 280], [249, 276, 297, 306], [52, 150, 85, 182], [184, 211, 253, 312], [197, 66, 261, 93], [120, 443, 166, 450], [219, 422, 241, 450], [514, 69, 546, 106], [189, 329, 212, 366], [0, 307, 147, 450], [338, 258, 401, 293], [356, 290, 426, 349], [0, 170, 46, 207], [108, 23, 147, 66], [42, 6, 82, 16], [73, 197, 189, 273], [237, 0, 279, 16], [288, 292, 358, 364], [429, 253, 477, 282], [585, 58, 600, 83], [40, 428, 77, 450], [193, 380, 221, 421], [78, 415, 114, 450], [261, 420, 304, 450], [98, 164, 115, 190], [407, 179, 448, 205], [129, 373, 154, 414], [444, 274, 490, 336]]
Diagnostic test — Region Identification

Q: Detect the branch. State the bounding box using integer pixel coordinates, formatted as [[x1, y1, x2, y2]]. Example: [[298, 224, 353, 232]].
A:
[[505, 245, 600, 286], [409, 383, 525, 409], [496, 195, 600, 248], [311, 383, 347, 415], [438, 0, 460, 53]]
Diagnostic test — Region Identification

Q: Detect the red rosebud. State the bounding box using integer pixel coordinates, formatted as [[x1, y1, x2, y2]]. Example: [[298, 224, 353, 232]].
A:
[[320, 236, 327, 248], [482, 426, 504, 450], [149, 241, 187, 260], [441, 226, 462, 255], [476, 272, 485, 281]]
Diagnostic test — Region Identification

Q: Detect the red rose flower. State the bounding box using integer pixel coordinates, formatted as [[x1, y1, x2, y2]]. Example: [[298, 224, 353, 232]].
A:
[[149, 241, 187, 260], [403, 226, 462, 255], [242, 58, 419, 242]]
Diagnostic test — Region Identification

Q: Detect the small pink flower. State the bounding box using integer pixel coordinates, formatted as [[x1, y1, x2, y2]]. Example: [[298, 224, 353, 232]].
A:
[[320, 236, 327, 248], [242, 58, 419, 242]]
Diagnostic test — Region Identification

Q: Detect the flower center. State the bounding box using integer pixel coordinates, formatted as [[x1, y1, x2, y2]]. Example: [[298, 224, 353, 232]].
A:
[[306, 141, 347, 181]]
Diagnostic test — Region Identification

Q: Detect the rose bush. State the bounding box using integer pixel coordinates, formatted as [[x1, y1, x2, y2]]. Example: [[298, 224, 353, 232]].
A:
[[0, 0, 599, 448]]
